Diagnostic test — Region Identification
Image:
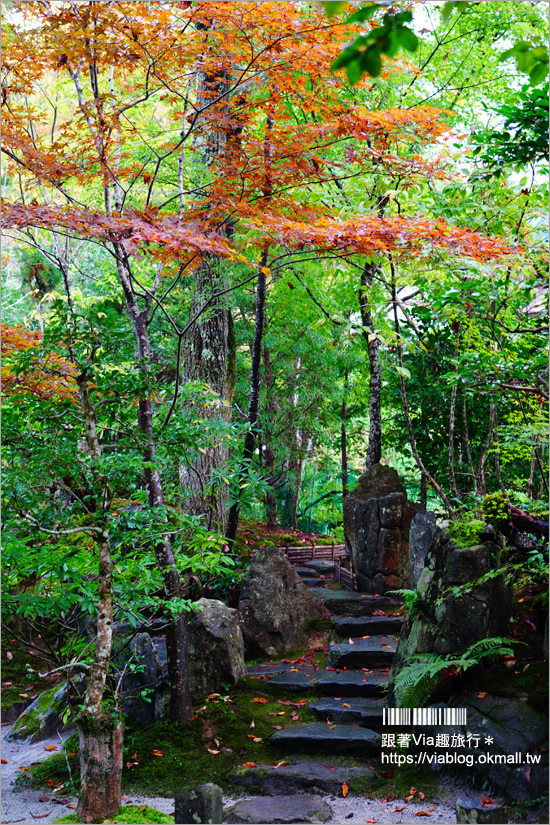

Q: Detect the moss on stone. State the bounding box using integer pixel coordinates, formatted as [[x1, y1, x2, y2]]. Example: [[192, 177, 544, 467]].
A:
[[53, 804, 174, 824]]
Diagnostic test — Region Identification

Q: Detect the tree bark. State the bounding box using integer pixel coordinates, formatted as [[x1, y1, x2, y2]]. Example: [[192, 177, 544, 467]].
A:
[[75, 375, 122, 823], [263, 346, 278, 528], [181, 49, 236, 532], [359, 261, 382, 469], [461, 393, 479, 495], [225, 249, 268, 545], [448, 378, 460, 499], [477, 401, 497, 497], [341, 371, 349, 500]]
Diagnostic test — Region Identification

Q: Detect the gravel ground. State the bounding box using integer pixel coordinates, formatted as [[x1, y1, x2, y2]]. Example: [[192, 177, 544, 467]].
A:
[[2, 723, 498, 825]]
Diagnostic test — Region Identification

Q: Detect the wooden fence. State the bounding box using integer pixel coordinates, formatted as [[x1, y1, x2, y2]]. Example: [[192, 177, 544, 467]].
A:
[[283, 543, 347, 564], [335, 561, 358, 591]]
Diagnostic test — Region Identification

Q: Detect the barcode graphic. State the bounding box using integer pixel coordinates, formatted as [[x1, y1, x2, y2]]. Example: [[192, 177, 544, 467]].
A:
[[383, 707, 467, 726]]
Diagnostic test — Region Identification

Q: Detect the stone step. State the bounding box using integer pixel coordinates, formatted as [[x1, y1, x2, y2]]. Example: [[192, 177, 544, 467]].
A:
[[229, 756, 376, 795], [332, 614, 404, 637], [271, 721, 381, 756], [294, 566, 318, 578], [311, 588, 402, 616], [302, 577, 325, 587], [309, 696, 387, 728], [247, 662, 316, 676], [225, 794, 332, 824], [327, 636, 398, 669], [302, 560, 337, 575], [268, 668, 389, 696]]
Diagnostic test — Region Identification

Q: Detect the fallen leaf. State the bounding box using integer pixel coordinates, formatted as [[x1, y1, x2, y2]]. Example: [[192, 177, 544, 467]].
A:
[[207, 748, 220, 755], [480, 796, 495, 805], [140, 807, 146, 813], [330, 725, 337, 729], [18, 694, 29, 699], [252, 737, 262, 743], [405, 795, 415, 803], [477, 692, 487, 698], [208, 693, 221, 700], [418, 792, 425, 800], [214, 738, 220, 748], [415, 813, 431, 817], [1, 760, 7, 764], [18, 766, 29, 771], [343, 703, 351, 708], [504, 659, 516, 667], [272, 760, 288, 768], [38, 797, 50, 803], [253, 697, 268, 703], [428, 808, 434, 812], [348, 638, 355, 645], [381, 795, 393, 802], [66, 805, 76, 810], [272, 725, 282, 730], [393, 807, 406, 812], [242, 762, 257, 768], [30, 814, 51, 820], [365, 819, 378, 823], [346, 814, 354, 819], [47, 780, 56, 787], [268, 711, 285, 716], [44, 746, 57, 751], [342, 781, 349, 797], [2, 682, 13, 686], [151, 750, 164, 757], [249, 720, 255, 728], [6, 652, 13, 660]]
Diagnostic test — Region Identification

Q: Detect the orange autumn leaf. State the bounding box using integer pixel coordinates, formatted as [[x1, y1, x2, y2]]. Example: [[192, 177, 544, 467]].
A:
[[415, 813, 431, 817], [151, 750, 164, 757], [252, 697, 268, 703], [44, 746, 57, 751], [342, 781, 349, 797], [242, 762, 257, 768]]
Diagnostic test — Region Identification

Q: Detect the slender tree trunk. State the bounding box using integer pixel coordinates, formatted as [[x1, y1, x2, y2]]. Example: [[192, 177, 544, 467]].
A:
[[448, 379, 459, 499], [225, 249, 268, 544], [114, 251, 192, 724], [478, 401, 497, 497], [527, 447, 537, 499], [492, 407, 508, 498], [75, 376, 122, 823], [461, 393, 479, 495], [341, 371, 349, 500], [263, 346, 278, 528], [389, 262, 453, 516], [359, 262, 382, 469]]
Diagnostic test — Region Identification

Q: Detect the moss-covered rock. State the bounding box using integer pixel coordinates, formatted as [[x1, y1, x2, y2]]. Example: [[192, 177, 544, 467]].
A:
[[7, 682, 73, 744]]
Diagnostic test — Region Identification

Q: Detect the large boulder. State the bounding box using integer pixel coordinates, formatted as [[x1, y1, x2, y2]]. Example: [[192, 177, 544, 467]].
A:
[[187, 598, 246, 701], [388, 526, 512, 706], [238, 546, 329, 658], [343, 464, 421, 593], [114, 632, 160, 727], [433, 694, 548, 801], [7, 682, 75, 743], [409, 511, 437, 588]]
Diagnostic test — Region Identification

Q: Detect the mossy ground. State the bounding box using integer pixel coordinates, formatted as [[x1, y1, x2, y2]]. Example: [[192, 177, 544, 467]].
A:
[[233, 517, 339, 557], [53, 803, 174, 824]]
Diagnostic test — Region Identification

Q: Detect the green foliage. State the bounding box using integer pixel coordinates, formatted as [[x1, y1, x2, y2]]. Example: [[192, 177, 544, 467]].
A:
[[388, 588, 424, 616], [394, 637, 517, 708], [447, 517, 486, 548], [482, 492, 509, 522]]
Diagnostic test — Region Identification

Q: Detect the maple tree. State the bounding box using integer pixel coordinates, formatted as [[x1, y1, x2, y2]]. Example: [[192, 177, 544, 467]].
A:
[[1, 2, 546, 820]]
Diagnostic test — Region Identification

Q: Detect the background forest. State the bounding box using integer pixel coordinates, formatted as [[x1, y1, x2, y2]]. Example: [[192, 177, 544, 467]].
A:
[[1, 1, 548, 822]]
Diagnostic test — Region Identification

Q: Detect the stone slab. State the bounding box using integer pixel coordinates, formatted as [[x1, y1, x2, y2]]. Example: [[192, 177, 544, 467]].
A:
[[456, 796, 507, 824], [294, 567, 318, 578], [332, 614, 403, 637], [247, 663, 315, 676], [303, 560, 337, 574], [229, 757, 376, 795], [309, 696, 387, 727], [327, 636, 398, 669], [268, 668, 389, 696], [271, 722, 381, 755], [224, 794, 332, 824], [311, 589, 401, 616]]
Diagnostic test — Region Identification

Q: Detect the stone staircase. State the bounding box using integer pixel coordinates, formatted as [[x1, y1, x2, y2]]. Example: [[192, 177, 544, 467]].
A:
[[246, 559, 404, 758]]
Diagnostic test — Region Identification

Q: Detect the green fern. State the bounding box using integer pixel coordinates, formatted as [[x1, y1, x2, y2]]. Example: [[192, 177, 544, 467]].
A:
[[394, 637, 517, 709]]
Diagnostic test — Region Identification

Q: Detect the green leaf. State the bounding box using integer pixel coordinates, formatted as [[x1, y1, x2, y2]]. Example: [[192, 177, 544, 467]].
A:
[[346, 5, 378, 24], [322, 1, 347, 17], [396, 365, 411, 379], [397, 26, 418, 53], [359, 45, 382, 78], [331, 44, 361, 72], [346, 57, 363, 85]]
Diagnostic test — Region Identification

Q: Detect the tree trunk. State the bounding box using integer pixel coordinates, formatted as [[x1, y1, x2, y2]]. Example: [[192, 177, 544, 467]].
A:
[[341, 372, 349, 500], [263, 346, 278, 528], [359, 262, 382, 469], [478, 401, 497, 497], [181, 54, 236, 532], [76, 713, 123, 823], [75, 375, 123, 822], [527, 447, 537, 499], [461, 393, 479, 495], [448, 379, 459, 499], [225, 249, 268, 545]]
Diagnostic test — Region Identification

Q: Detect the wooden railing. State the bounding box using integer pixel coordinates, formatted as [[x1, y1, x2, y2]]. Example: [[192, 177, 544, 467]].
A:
[[335, 561, 358, 591], [283, 542, 347, 564]]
